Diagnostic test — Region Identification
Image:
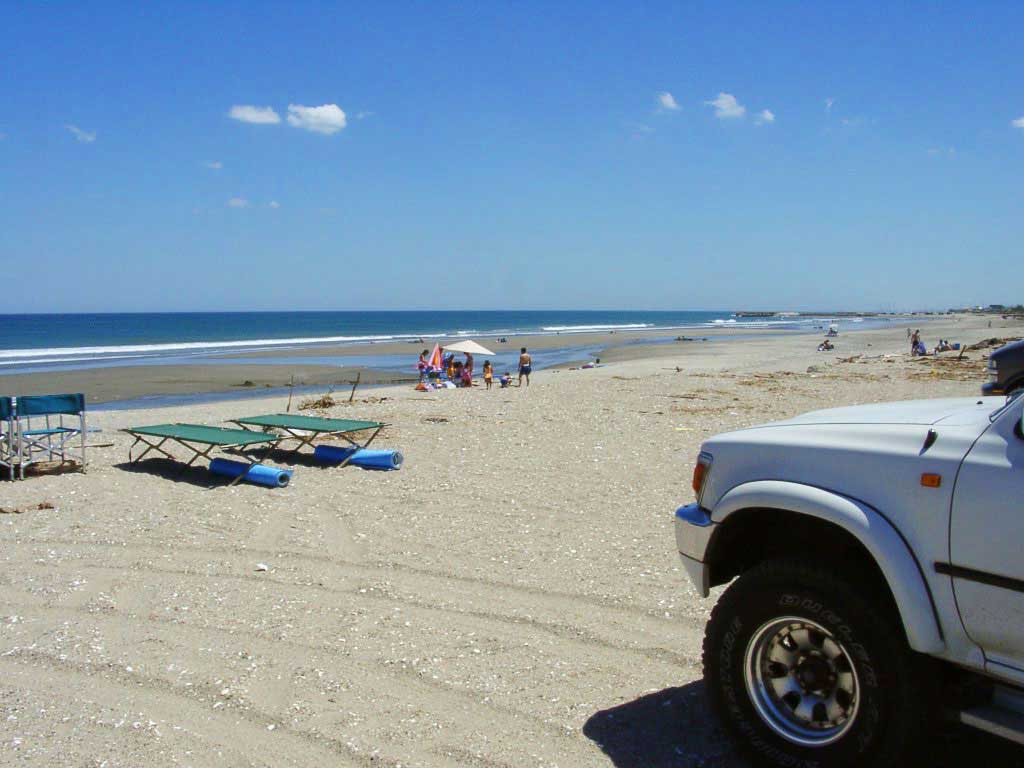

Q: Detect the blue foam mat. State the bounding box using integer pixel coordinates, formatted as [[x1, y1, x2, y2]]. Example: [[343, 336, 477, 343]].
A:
[[209, 458, 293, 487]]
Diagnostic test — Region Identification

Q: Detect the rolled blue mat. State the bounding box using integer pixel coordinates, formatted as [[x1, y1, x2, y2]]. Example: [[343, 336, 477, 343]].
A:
[[313, 445, 403, 470], [313, 445, 359, 464], [209, 458, 293, 488], [349, 449, 403, 471]]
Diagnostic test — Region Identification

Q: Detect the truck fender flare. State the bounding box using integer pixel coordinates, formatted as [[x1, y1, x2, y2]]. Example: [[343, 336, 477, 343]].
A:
[[712, 479, 944, 654]]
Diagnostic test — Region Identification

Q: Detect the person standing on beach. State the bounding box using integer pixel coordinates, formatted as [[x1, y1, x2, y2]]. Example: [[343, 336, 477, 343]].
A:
[[483, 360, 493, 389], [417, 349, 429, 382], [518, 347, 532, 387]]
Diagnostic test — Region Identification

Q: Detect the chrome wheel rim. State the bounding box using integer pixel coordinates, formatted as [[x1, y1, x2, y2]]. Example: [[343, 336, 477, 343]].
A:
[[743, 616, 860, 747]]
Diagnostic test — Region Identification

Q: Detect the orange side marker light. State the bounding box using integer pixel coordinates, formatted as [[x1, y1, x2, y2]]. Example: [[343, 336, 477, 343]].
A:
[[692, 462, 707, 495], [921, 473, 942, 488]]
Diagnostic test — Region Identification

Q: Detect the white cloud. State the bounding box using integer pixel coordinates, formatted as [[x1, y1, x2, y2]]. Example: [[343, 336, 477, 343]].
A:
[[704, 93, 745, 119], [227, 197, 250, 208], [268, 200, 280, 209], [755, 109, 775, 125], [65, 124, 96, 143], [825, 98, 835, 113], [1012, 116, 1024, 128], [355, 111, 373, 120], [286, 103, 347, 134], [228, 105, 281, 125], [206, 161, 223, 170], [657, 92, 680, 111], [927, 147, 956, 157]]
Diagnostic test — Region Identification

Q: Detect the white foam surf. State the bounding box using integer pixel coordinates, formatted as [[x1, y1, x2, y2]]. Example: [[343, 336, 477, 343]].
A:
[[540, 323, 653, 332], [0, 334, 423, 362]]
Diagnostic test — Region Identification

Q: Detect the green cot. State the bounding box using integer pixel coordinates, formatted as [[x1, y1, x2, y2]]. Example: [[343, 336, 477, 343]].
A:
[[229, 413, 386, 461], [124, 423, 284, 485]]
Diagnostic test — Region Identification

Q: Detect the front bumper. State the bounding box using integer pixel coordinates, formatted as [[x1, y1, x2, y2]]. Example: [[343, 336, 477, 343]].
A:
[[981, 381, 1004, 396], [675, 503, 716, 597]]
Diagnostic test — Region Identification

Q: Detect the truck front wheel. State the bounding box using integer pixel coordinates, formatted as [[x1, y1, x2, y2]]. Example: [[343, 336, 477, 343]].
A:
[[703, 559, 927, 767]]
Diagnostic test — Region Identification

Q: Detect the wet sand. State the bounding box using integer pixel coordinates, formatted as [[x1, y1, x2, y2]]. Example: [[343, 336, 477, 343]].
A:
[[0, 364, 416, 405], [228, 324, 798, 360]]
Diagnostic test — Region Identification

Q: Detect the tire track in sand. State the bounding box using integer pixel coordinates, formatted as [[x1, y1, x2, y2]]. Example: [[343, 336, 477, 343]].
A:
[[0, 602, 607, 768], [8, 538, 706, 663]]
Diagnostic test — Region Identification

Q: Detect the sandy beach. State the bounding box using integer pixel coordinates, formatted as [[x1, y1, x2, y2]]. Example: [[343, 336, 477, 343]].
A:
[[2, 313, 1021, 767]]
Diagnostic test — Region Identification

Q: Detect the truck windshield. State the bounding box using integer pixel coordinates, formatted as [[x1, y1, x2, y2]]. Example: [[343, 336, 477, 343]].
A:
[[990, 388, 1024, 422]]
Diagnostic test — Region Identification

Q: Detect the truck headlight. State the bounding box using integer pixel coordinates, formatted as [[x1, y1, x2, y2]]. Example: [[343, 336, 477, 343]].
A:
[[987, 361, 999, 383], [692, 451, 713, 503]]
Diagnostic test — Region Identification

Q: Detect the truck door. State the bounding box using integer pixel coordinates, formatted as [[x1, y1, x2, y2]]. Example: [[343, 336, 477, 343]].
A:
[[948, 397, 1024, 676]]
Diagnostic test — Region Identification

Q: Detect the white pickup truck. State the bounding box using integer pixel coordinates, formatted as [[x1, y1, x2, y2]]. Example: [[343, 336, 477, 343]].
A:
[[676, 391, 1024, 767]]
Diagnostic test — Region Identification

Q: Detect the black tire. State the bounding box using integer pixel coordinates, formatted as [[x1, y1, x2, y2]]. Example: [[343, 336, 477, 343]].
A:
[[703, 558, 929, 768]]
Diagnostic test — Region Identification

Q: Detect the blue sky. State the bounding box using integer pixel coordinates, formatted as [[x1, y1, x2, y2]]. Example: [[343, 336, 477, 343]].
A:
[[1, 1, 1021, 313]]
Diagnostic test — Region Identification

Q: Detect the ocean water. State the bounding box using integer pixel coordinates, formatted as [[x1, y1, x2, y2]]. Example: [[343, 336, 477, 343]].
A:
[[0, 310, 878, 375]]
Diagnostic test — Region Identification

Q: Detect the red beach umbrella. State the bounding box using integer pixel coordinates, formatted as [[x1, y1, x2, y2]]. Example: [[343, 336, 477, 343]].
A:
[[427, 343, 443, 369]]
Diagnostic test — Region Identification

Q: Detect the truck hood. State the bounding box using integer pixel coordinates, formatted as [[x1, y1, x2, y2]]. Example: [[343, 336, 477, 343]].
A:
[[763, 396, 1003, 428]]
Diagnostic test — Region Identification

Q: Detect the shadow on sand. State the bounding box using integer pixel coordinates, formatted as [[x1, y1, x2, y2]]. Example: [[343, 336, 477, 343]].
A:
[[115, 448, 368, 486], [226, 446, 393, 472], [222, 446, 328, 469], [13, 461, 86, 480], [583, 681, 1023, 768], [114, 458, 230, 488], [583, 682, 743, 767]]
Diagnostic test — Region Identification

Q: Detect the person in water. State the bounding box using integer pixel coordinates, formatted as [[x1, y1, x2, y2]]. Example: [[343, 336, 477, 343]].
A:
[[518, 347, 532, 387]]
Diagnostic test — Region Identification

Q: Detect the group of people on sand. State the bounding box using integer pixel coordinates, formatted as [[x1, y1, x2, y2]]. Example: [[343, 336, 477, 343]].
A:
[[909, 329, 928, 356], [907, 329, 958, 356], [416, 347, 532, 389]]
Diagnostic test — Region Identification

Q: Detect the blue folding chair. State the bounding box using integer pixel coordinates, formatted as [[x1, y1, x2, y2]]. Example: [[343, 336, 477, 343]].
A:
[[0, 397, 14, 481], [16, 393, 87, 478]]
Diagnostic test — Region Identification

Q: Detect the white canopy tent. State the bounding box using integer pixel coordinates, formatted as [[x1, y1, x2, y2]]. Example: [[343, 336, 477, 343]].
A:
[[441, 340, 496, 356]]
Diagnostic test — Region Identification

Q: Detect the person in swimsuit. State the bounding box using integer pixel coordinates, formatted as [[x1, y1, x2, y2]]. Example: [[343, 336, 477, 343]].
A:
[[518, 347, 532, 387], [416, 349, 429, 382], [483, 360, 493, 389]]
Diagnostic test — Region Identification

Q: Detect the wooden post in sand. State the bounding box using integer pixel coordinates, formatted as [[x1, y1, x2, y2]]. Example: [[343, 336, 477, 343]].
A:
[[286, 374, 295, 412], [349, 371, 361, 403]]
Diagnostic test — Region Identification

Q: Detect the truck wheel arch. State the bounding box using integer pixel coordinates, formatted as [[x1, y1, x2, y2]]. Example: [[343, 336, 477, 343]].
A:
[[706, 480, 945, 655]]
